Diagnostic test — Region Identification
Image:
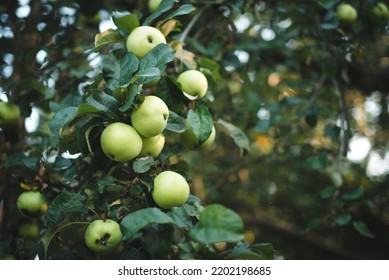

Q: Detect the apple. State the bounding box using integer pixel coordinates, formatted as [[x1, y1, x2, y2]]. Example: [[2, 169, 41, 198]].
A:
[[181, 123, 216, 150], [16, 191, 48, 217], [152, 170, 190, 209], [138, 133, 165, 157], [336, 3, 358, 22], [0, 102, 21, 129], [148, 0, 162, 12], [100, 122, 143, 162], [126, 26, 166, 59], [131, 95, 169, 137], [84, 219, 123, 254], [177, 70, 208, 100], [372, 2, 389, 19], [19, 222, 40, 239]]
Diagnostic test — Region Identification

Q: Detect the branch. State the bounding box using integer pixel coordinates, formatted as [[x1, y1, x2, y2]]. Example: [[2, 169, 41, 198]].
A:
[[179, 5, 209, 43], [333, 79, 349, 157]]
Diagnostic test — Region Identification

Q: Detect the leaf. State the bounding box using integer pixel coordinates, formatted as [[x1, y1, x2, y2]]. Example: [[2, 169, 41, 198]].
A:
[[335, 213, 352, 226], [120, 208, 174, 240], [217, 119, 250, 155], [133, 156, 156, 174], [189, 204, 244, 243], [352, 220, 375, 238], [187, 105, 213, 144], [132, 67, 161, 85], [85, 90, 120, 119], [112, 11, 139, 33], [142, 224, 174, 258], [52, 156, 72, 171], [49, 106, 78, 145], [143, 0, 175, 26], [139, 43, 175, 73], [96, 176, 117, 194], [45, 191, 87, 227], [94, 29, 125, 51], [118, 84, 141, 112], [166, 111, 187, 133], [341, 187, 364, 201], [228, 243, 273, 260], [163, 4, 195, 21]]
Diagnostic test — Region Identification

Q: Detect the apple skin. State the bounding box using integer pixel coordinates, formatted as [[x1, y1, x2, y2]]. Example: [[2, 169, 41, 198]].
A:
[[126, 26, 166, 59], [148, 0, 162, 12], [336, 3, 358, 22], [19, 222, 40, 239], [138, 134, 165, 157], [152, 170, 190, 209], [100, 122, 143, 162], [16, 191, 48, 217], [131, 95, 169, 138], [84, 219, 123, 254], [0, 102, 21, 129], [177, 70, 208, 99], [181, 123, 216, 150], [372, 2, 389, 19]]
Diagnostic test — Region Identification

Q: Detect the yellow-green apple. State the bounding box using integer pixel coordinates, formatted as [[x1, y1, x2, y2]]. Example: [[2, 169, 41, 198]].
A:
[[148, 0, 162, 12], [336, 3, 358, 22], [181, 123, 216, 150], [18, 222, 40, 239], [16, 191, 48, 217], [126, 26, 166, 59], [372, 2, 389, 19], [152, 170, 190, 209], [0, 102, 21, 129], [84, 219, 123, 254], [131, 95, 169, 137], [138, 133, 165, 157], [100, 122, 143, 162], [177, 70, 208, 99]]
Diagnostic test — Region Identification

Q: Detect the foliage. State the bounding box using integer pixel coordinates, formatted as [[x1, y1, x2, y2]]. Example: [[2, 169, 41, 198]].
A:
[[1, 0, 389, 260]]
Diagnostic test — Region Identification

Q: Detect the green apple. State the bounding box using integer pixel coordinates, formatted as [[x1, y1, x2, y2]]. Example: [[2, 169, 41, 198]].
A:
[[84, 219, 123, 254], [152, 170, 190, 209], [148, 0, 162, 12], [372, 2, 389, 19], [181, 123, 216, 150], [16, 191, 48, 217], [126, 26, 166, 59], [0, 102, 21, 129], [336, 3, 358, 22], [131, 95, 169, 137], [139, 134, 165, 157], [19, 222, 40, 239], [177, 70, 208, 100], [100, 122, 143, 162]]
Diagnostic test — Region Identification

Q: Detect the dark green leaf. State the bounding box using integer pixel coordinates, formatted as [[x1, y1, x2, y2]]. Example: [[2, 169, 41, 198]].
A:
[[133, 156, 156, 174], [335, 213, 352, 226], [189, 204, 244, 243], [97, 176, 116, 194], [166, 111, 187, 133], [228, 243, 272, 260], [217, 119, 250, 155], [163, 4, 195, 21], [120, 208, 174, 240], [142, 224, 174, 258], [45, 191, 87, 227], [102, 53, 139, 90], [304, 153, 328, 169], [139, 43, 175, 72], [94, 29, 125, 51], [132, 67, 161, 85], [352, 220, 375, 238], [341, 187, 364, 201], [187, 105, 213, 144], [118, 84, 141, 112], [143, 0, 175, 26], [112, 11, 140, 33], [52, 156, 72, 171], [324, 124, 340, 141], [49, 106, 78, 145]]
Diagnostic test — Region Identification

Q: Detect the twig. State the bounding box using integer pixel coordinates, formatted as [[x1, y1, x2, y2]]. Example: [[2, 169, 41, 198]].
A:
[[179, 5, 209, 43], [333, 79, 349, 157]]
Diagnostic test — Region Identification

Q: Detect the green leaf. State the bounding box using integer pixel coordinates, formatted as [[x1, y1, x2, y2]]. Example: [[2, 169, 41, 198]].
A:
[[324, 124, 340, 141], [96, 176, 117, 194], [118, 84, 141, 112], [142, 224, 174, 258], [189, 204, 244, 243], [49, 106, 78, 145], [166, 111, 187, 133], [163, 4, 195, 21], [133, 156, 157, 174], [187, 105, 213, 144], [94, 29, 125, 51], [304, 153, 328, 169], [132, 67, 161, 85], [112, 11, 140, 33], [335, 213, 352, 226], [168, 206, 194, 228], [120, 208, 174, 240], [217, 119, 250, 155], [52, 156, 72, 171], [86, 90, 120, 119], [341, 187, 364, 201], [143, 0, 175, 26], [228, 243, 273, 260], [45, 191, 87, 227], [139, 43, 175, 73], [352, 220, 375, 238]]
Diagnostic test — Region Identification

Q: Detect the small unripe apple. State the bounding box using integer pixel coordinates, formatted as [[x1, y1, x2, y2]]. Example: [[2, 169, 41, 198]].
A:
[[131, 95, 169, 138], [84, 219, 123, 254], [0, 102, 21, 129], [16, 191, 48, 218], [126, 26, 166, 59], [177, 70, 208, 100], [336, 3, 358, 22], [19, 222, 40, 239], [152, 170, 190, 209], [181, 123, 216, 150], [148, 0, 162, 12], [100, 122, 143, 162], [372, 2, 389, 19], [138, 134, 165, 157]]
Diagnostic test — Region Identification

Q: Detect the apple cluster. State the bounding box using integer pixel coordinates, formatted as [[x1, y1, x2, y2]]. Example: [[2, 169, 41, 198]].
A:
[[336, 2, 389, 23]]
